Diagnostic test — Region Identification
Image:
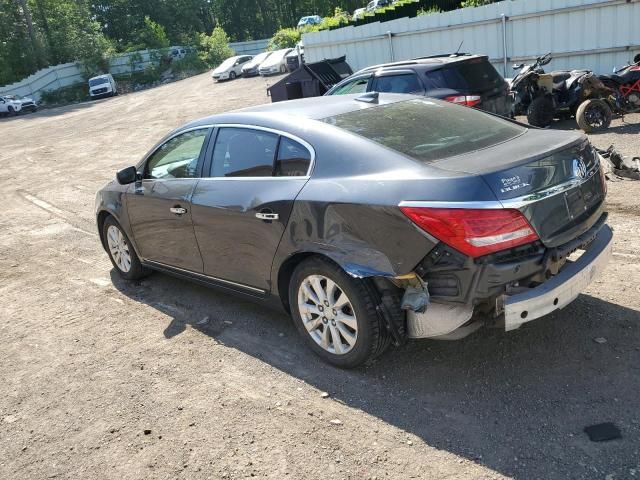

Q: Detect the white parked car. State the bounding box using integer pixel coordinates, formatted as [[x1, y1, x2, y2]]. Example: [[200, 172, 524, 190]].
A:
[[0, 94, 37, 116], [353, 7, 366, 19], [212, 55, 253, 81], [366, 0, 392, 12], [258, 49, 293, 76], [0, 95, 21, 116], [241, 51, 273, 77], [88, 74, 117, 99]]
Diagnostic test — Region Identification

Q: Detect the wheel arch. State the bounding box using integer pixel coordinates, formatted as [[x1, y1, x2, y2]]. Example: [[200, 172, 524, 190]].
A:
[[275, 250, 396, 313]]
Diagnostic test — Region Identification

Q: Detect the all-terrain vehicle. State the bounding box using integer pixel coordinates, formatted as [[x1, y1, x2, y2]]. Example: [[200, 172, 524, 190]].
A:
[[575, 53, 640, 132], [510, 53, 599, 127]]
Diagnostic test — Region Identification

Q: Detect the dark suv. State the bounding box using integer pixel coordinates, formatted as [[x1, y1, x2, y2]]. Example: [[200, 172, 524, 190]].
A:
[[326, 54, 512, 116]]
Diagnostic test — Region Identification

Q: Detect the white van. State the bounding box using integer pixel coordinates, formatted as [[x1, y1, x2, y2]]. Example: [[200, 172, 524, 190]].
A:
[[88, 74, 118, 99]]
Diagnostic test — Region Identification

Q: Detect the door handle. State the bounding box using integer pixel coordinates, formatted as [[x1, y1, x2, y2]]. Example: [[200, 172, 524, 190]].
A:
[[170, 206, 187, 215], [255, 212, 279, 221]]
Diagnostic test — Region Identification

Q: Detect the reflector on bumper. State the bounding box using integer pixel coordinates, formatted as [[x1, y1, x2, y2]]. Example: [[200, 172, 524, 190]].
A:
[[503, 224, 613, 331]]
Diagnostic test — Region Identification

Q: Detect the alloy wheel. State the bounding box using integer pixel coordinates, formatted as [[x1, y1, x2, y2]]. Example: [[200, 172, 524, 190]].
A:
[[585, 104, 607, 128], [297, 275, 358, 355], [107, 225, 132, 273]]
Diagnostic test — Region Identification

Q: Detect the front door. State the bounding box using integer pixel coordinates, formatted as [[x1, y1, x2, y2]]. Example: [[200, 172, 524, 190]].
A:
[[190, 126, 313, 291], [127, 127, 211, 272]]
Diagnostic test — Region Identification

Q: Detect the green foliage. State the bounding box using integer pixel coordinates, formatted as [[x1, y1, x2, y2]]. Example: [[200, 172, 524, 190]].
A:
[[39, 82, 87, 105], [1, 0, 496, 88], [171, 52, 208, 75], [418, 6, 442, 15], [197, 26, 234, 68], [318, 7, 350, 29], [460, 0, 494, 7], [126, 16, 170, 51], [268, 28, 301, 51]]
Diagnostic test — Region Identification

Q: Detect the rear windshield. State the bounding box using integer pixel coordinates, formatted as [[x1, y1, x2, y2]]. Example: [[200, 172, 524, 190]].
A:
[[321, 98, 525, 163], [424, 58, 504, 92]]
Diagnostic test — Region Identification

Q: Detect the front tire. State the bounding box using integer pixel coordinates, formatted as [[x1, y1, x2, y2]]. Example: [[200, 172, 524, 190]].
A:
[[103, 216, 149, 280], [280, 65, 286, 74], [229, 71, 237, 80], [527, 95, 554, 127], [576, 99, 612, 132], [289, 257, 390, 368]]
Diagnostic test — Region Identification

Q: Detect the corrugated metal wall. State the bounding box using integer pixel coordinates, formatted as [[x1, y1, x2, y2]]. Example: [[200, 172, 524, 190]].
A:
[[229, 39, 270, 56], [302, 0, 640, 77]]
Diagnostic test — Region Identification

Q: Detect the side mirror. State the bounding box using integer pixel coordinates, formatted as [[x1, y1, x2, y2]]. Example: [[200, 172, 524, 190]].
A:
[[513, 63, 524, 70], [116, 166, 138, 185]]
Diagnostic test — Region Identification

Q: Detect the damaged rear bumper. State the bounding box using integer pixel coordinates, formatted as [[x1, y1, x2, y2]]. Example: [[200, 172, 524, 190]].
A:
[[503, 224, 613, 331]]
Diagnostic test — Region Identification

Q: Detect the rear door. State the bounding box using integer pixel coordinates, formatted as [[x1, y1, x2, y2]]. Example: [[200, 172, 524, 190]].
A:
[[190, 126, 312, 291], [127, 127, 211, 272], [423, 58, 511, 115]]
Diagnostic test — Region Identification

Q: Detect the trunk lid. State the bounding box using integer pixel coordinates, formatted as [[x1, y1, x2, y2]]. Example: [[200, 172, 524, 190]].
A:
[[431, 129, 606, 247]]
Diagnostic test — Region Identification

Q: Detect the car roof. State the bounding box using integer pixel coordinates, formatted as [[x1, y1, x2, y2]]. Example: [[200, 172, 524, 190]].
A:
[[186, 93, 417, 128], [351, 54, 487, 75]]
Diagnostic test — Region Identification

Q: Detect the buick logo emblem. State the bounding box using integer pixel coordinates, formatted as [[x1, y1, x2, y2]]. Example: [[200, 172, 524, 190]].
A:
[[572, 158, 588, 179]]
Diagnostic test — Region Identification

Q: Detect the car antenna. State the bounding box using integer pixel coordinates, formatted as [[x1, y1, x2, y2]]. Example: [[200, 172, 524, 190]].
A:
[[453, 40, 464, 57], [355, 91, 379, 104]]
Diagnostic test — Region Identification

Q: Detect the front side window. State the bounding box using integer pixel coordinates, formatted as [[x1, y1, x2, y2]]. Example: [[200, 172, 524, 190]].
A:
[[332, 77, 370, 95], [276, 137, 311, 176], [145, 128, 208, 179], [374, 73, 423, 94], [211, 127, 279, 177]]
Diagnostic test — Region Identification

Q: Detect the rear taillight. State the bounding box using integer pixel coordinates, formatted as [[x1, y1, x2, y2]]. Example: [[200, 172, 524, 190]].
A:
[[444, 95, 482, 107], [400, 207, 539, 258]]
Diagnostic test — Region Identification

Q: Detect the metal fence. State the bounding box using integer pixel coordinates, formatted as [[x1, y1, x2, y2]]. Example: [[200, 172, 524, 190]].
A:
[[302, 0, 640, 77], [229, 39, 270, 56], [0, 39, 270, 102]]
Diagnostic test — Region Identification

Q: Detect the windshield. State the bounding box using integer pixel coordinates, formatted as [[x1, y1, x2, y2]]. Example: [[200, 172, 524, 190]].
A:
[[89, 77, 108, 87], [217, 57, 237, 70], [321, 98, 525, 163], [269, 50, 289, 62], [251, 52, 270, 64]]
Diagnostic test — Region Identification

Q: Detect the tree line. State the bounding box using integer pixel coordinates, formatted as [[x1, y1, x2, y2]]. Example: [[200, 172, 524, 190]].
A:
[[0, 0, 366, 86], [0, 0, 494, 86]]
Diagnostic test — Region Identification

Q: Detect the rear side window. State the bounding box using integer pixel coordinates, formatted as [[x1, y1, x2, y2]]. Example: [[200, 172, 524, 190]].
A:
[[211, 127, 278, 177], [424, 59, 504, 92], [276, 137, 311, 176], [373, 74, 423, 94], [322, 98, 525, 163]]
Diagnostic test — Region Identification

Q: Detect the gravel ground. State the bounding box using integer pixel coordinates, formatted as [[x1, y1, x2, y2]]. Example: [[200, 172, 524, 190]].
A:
[[0, 72, 639, 480]]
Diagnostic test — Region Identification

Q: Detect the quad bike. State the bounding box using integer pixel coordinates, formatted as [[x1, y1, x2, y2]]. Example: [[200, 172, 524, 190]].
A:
[[575, 53, 640, 132], [510, 53, 598, 127]]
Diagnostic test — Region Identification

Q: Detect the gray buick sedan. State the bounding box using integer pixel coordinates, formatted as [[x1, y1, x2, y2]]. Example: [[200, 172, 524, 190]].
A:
[[96, 93, 612, 368]]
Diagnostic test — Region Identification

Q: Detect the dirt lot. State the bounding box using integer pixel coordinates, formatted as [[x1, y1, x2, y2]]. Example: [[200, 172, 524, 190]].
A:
[[1, 72, 639, 480]]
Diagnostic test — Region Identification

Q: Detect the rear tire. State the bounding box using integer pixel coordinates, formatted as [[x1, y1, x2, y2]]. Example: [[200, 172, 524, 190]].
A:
[[103, 216, 150, 281], [576, 99, 612, 133], [527, 95, 554, 127], [289, 257, 390, 368]]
